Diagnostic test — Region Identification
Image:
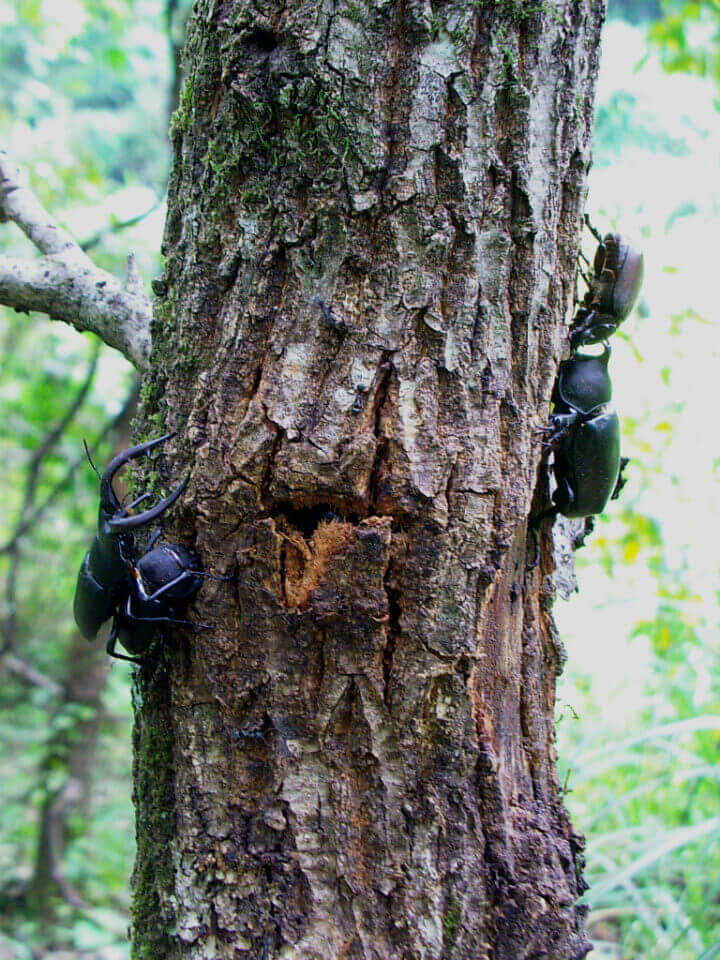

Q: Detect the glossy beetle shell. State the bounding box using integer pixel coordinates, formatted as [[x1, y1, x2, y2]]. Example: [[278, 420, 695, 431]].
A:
[[553, 408, 621, 518], [554, 348, 612, 414], [593, 232, 644, 322], [74, 553, 120, 639], [135, 544, 202, 604]]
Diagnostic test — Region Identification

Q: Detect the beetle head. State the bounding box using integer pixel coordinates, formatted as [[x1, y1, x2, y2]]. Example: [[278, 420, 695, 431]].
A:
[[95, 434, 188, 532]]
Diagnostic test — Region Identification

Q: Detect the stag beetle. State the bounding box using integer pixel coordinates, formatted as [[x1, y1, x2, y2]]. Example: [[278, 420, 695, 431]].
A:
[[537, 346, 627, 527], [570, 223, 644, 350], [74, 435, 221, 663]]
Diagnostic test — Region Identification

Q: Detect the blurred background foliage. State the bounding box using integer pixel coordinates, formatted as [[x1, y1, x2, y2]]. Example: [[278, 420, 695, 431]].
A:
[[0, 0, 717, 957], [557, 1, 720, 957], [0, 0, 189, 957]]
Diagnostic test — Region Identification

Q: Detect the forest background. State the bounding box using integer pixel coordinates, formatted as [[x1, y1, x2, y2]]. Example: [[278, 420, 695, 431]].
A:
[[0, 0, 718, 957]]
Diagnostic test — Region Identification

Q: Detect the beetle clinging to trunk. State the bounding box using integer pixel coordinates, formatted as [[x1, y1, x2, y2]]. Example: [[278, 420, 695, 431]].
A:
[[73, 435, 224, 663], [536, 219, 643, 537], [570, 219, 644, 350], [537, 346, 628, 532]]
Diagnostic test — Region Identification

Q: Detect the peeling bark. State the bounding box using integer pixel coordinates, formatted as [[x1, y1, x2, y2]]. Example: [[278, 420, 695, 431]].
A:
[[132, 1, 605, 957]]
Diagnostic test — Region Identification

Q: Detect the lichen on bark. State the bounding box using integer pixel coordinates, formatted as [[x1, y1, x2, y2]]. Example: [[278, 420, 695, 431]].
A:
[[131, 0, 606, 957]]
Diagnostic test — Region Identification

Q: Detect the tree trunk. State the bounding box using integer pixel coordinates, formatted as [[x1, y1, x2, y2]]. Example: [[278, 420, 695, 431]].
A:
[[132, 1, 605, 957]]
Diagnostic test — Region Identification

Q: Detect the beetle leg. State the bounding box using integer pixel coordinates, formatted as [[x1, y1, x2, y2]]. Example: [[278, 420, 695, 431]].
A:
[[552, 477, 575, 516], [577, 263, 592, 290], [142, 527, 163, 554], [106, 619, 118, 657], [532, 504, 560, 528], [124, 594, 203, 629], [120, 492, 152, 516], [127, 613, 212, 632], [533, 427, 556, 455], [106, 619, 146, 663], [135, 569, 198, 602], [611, 456, 630, 500], [137, 569, 231, 604], [545, 413, 577, 446]]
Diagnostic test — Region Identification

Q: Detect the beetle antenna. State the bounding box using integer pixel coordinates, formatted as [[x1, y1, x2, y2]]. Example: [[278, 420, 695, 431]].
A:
[[584, 213, 603, 245], [83, 439, 101, 480]]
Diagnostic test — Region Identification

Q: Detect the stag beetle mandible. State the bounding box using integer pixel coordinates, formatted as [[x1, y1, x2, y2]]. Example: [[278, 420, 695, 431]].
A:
[[570, 222, 644, 350], [73, 435, 222, 663]]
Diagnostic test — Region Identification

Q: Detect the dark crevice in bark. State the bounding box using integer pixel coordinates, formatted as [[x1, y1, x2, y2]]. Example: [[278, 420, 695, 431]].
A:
[[376, 0, 411, 205], [381, 550, 403, 708], [367, 359, 393, 514], [259, 410, 284, 507], [264, 501, 360, 534], [278, 524, 289, 607], [246, 27, 279, 53], [368, 437, 389, 512]]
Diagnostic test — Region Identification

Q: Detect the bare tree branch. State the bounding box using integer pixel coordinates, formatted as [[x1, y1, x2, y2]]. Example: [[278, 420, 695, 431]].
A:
[[2, 654, 63, 695], [0, 153, 152, 369]]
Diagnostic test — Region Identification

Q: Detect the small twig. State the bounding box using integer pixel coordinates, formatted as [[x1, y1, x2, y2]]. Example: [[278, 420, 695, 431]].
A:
[[80, 203, 161, 253]]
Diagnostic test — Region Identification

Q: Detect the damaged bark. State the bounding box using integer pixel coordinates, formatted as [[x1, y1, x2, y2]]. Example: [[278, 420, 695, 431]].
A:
[[132, 0, 605, 957]]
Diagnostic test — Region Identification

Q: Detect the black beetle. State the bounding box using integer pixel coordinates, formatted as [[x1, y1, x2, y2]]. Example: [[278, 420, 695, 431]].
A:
[[538, 346, 626, 524], [570, 229, 644, 349], [74, 435, 220, 663]]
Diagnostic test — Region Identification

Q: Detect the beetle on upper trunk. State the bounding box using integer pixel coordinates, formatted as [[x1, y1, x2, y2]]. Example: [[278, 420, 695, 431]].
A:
[[570, 223, 644, 350], [537, 346, 627, 529], [73, 435, 221, 663]]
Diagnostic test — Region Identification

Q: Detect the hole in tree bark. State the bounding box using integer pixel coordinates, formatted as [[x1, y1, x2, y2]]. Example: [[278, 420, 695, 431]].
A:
[[247, 28, 278, 53], [268, 501, 360, 536]]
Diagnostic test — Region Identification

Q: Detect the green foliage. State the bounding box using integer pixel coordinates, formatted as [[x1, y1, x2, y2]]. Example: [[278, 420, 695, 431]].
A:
[[594, 91, 691, 165], [649, 1, 720, 83], [609, 0, 663, 25], [553, 10, 720, 956], [0, 3, 719, 960], [0, 0, 181, 955]]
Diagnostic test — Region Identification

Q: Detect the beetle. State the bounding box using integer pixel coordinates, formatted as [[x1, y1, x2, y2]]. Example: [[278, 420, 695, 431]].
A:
[[537, 346, 627, 526], [570, 226, 644, 350], [74, 435, 220, 663]]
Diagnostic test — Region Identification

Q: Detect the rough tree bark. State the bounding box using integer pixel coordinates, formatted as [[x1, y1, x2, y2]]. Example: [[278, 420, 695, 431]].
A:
[[132, 1, 605, 957]]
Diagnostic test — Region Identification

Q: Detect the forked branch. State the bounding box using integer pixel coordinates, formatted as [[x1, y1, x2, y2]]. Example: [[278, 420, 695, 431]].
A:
[[0, 152, 152, 369]]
